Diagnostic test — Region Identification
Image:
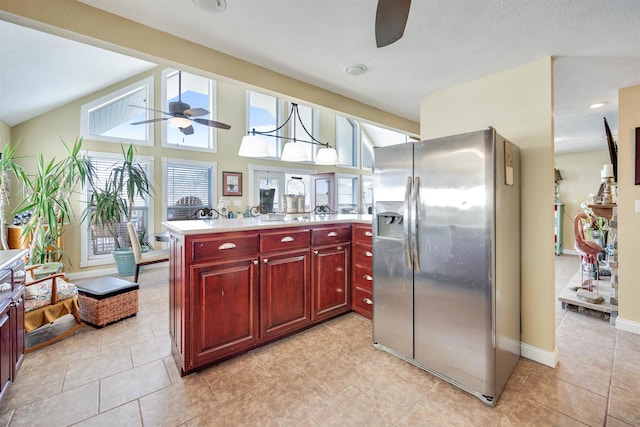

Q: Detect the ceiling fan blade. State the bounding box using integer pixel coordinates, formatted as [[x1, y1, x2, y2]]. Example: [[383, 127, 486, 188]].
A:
[[128, 104, 172, 116], [184, 108, 209, 117], [180, 125, 195, 135], [375, 0, 411, 48], [193, 118, 231, 130], [130, 117, 170, 125]]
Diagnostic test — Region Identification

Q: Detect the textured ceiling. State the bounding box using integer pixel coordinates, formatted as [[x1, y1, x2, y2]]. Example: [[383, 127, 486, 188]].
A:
[[1, 0, 639, 153]]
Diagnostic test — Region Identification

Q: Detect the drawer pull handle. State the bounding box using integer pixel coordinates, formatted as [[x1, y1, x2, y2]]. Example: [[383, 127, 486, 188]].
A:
[[327, 231, 338, 237], [364, 251, 373, 257], [280, 236, 294, 242], [363, 298, 373, 305], [218, 242, 237, 250], [364, 275, 373, 281], [364, 231, 373, 237]]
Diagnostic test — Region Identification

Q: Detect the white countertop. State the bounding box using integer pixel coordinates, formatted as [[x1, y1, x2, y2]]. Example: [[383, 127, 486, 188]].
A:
[[163, 214, 372, 235]]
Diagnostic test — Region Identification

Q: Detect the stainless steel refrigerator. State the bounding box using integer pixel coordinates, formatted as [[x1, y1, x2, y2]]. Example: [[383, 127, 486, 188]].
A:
[[372, 128, 520, 406]]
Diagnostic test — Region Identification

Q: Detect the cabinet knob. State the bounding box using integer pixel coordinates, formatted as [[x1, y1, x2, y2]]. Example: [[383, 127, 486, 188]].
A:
[[364, 231, 373, 237], [327, 231, 338, 237], [363, 275, 373, 281], [364, 251, 373, 257], [218, 242, 237, 250], [363, 298, 373, 305], [280, 236, 295, 242], [313, 250, 319, 255], [263, 258, 269, 263], [253, 260, 259, 265]]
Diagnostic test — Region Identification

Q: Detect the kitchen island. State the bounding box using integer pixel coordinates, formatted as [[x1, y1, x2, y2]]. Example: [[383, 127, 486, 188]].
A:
[[164, 215, 372, 375]]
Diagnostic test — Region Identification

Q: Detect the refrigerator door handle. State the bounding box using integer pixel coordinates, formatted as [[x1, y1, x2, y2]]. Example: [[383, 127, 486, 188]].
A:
[[404, 176, 412, 268], [412, 176, 420, 272]]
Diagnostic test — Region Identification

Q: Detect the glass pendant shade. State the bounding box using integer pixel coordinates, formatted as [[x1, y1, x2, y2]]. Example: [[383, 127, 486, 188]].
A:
[[281, 141, 311, 162], [238, 135, 270, 157], [168, 117, 192, 128], [315, 147, 340, 165]]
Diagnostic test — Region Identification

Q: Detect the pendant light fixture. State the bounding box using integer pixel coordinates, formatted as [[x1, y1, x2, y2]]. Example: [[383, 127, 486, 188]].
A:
[[238, 103, 339, 165]]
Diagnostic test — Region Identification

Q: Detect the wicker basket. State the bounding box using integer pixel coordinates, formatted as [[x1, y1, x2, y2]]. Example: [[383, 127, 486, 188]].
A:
[[78, 289, 139, 327]]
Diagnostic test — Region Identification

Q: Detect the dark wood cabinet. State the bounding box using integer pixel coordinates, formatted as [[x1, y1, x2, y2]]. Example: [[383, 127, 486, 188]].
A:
[[260, 248, 311, 340], [0, 301, 12, 402], [168, 223, 364, 375], [0, 250, 27, 404], [352, 224, 373, 319], [311, 225, 351, 322], [190, 258, 260, 366]]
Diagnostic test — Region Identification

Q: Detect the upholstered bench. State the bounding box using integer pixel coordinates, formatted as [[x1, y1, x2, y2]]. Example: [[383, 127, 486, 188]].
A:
[[76, 277, 139, 327]]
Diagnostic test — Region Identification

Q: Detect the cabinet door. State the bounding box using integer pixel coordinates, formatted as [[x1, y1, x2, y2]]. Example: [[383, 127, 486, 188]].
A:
[[312, 244, 351, 322], [260, 249, 311, 340], [11, 288, 25, 376], [0, 303, 12, 402], [190, 258, 259, 367]]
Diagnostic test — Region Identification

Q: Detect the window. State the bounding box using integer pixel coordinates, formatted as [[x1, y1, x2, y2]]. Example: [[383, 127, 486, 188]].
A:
[[336, 115, 358, 167], [247, 90, 282, 157], [337, 174, 359, 213], [362, 175, 373, 214], [80, 76, 154, 145], [164, 159, 216, 220], [163, 69, 217, 151], [81, 152, 154, 267], [361, 132, 374, 170]]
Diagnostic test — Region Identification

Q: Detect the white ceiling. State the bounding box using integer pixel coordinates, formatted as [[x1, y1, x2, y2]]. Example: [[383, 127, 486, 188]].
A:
[[1, 0, 639, 153]]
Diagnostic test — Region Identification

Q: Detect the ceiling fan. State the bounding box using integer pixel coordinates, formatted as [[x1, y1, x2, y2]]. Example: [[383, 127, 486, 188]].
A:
[[130, 70, 231, 135], [375, 0, 411, 48]]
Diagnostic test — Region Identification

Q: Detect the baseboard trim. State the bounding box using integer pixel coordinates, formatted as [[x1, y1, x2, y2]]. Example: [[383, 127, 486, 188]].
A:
[[615, 316, 640, 335], [559, 249, 579, 256], [66, 262, 168, 281], [520, 342, 558, 367]]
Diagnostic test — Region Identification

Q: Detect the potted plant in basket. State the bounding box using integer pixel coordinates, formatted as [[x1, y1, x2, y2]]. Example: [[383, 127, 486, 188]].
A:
[[11, 137, 95, 264], [85, 144, 153, 276]]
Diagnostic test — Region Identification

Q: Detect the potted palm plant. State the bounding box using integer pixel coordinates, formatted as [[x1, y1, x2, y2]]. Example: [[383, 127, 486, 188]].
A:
[[85, 144, 153, 276], [11, 137, 95, 264], [0, 140, 25, 251]]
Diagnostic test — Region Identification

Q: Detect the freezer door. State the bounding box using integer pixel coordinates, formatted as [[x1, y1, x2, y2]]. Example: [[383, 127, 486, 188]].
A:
[[372, 143, 414, 360], [413, 130, 496, 396]]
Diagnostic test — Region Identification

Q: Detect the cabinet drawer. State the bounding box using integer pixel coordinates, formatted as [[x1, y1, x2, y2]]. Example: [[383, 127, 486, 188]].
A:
[[260, 229, 310, 252], [311, 225, 351, 246], [191, 234, 258, 262], [352, 243, 373, 268], [352, 264, 373, 290], [352, 224, 372, 244], [353, 286, 373, 319]]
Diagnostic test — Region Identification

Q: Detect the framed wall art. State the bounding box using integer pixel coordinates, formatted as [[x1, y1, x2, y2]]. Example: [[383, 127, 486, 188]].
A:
[[223, 171, 242, 196]]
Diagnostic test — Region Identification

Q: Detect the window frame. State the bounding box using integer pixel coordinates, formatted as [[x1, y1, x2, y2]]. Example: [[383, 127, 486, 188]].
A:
[[161, 68, 218, 153], [336, 115, 359, 169], [162, 157, 217, 221], [336, 173, 360, 213], [80, 76, 155, 146], [246, 90, 284, 159], [80, 150, 155, 268]]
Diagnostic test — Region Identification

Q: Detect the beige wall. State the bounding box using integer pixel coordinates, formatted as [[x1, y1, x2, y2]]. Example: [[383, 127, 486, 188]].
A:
[[421, 58, 556, 358], [617, 84, 640, 327], [555, 149, 610, 251], [0, 119, 9, 144]]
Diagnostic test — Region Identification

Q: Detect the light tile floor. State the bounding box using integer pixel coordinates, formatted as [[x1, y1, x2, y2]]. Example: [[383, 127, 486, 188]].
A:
[[0, 254, 638, 426]]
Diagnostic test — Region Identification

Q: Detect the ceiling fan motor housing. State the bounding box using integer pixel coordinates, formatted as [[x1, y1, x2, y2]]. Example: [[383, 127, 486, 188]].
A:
[[169, 101, 190, 115]]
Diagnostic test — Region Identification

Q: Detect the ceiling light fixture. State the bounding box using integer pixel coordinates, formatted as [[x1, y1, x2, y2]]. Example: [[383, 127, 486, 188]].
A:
[[168, 116, 192, 128], [238, 103, 339, 165], [192, 0, 227, 13], [589, 102, 607, 109], [345, 64, 368, 76]]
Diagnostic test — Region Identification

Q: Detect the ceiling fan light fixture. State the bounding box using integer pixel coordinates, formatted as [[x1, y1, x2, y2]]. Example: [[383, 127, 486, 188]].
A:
[[192, 0, 227, 13], [316, 147, 340, 165], [168, 116, 192, 128], [238, 135, 270, 157]]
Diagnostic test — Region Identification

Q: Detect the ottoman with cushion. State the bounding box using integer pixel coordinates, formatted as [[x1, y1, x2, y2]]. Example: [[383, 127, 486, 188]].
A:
[[76, 277, 139, 327]]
